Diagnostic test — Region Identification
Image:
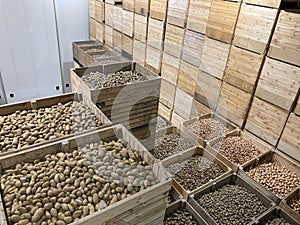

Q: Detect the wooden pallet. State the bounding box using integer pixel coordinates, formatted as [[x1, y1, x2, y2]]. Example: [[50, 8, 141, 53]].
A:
[[164, 24, 185, 58], [161, 52, 180, 86], [243, 0, 281, 8], [190, 99, 212, 119], [122, 0, 134, 11], [147, 18, 165, 51], [134, 14, 148, 43], [245, 97, 289, 146], [160, 79, 176, 109], [200, 37, 230, 80], [146, 45, 163, 74], [187, 0, 211, 34], [113, 5, 123, 32], [233, 3, 278, 54], [150, 0, 168, 21], [224, 45, 263, 93], [206, 0, 241, 44], [256, 57, 300, 111], [122, 10, 134, 37], [95, 0, 105, 22], [167, 0, 189, 28], [133, 40, 146, 66], [105, 25, 114, 47], [173, 87, 194, 120], [105, 3, 114, 27], [177, 61, 198, 97], [268, 11, 300, 67], [182, 29, 205, 67]]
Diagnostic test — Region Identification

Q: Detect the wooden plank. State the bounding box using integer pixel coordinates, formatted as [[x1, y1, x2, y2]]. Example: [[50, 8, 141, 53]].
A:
[[206, 0, 241, 44], [256, 57, 300, 111], [245, 97, 289, 146], [190, 99, 212, 119], [134, 14, 148, 43], [146, 45, 162, 74], [105, 25, 113, 47], [216, 82, 252, 127], [167, 0, 189, 28], [122, 33, 133, 56], [268, 11, 300, 67], [161, 52, 180, 86], [133, 39, 146, 66], [95, 20, 104, 43], [177, 61, 198, 97], [90, 18, 97, 38], [295, 96, 300, 116], [233, 3, 278, 54], [158, 102, 173, 121], [150, 0, 168, 21], [224, 45, 264, 93], [95, 0, 105, 22], [200, 37, 230, 80], [278, 113, 300, 162], [171, 111, 186, 128], [243, 0, 281, 8], [160, 79, 176, 109], [147, 18, 164, 51], [123, 0, 135, 11], [164, 24, 185, 58], [122, 10, 134, 37], [173, 87, 193, 120], [105, 0, 123, 4], [135, 0, 150, 16], [113, 5, 123, 31], [90, 0, 96, 19], [187, 0, 212, 34], [105, 3, 114, 27], [113, 29, 122, 52], [195, 70, 221, 111]]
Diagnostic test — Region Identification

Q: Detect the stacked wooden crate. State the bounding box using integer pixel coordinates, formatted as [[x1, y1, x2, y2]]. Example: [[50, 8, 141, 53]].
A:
[[90, 0, 105, 42]]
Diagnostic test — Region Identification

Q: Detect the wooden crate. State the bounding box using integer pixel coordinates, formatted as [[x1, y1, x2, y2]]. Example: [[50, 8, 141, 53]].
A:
[[105, 0, 123, 4], [171, 111, 186, 128], [233, 3, 278, 54], [122, 10, 134, 37], [135, 0, 150, 16], [105, 25, 114, 47], [90, 18, 97, 38], [243, 0, 281, 8], [167, 187, 183, 205], [72, 40, 102, 64], [133, 39, 146, 66], [280, 187, 300, 223], [161, 52, 180, 86], [95, 0, 105, 22], [295, 96, 300, 116], [158, 103, 173, 121], [123, 0, 134, 11], [194, 70, 221, 111], [0, 125, 172, 225], [245, 97, 289, 146], [182, 29, 205, 67], [206, 0, 241, 44], [167, 0, 189, 28], [0, 93, 111, 158], [216, 82, 252, 127], [278, 113, 300, 162], [256, 57, 300, 111], [162, 147, 232, 200], [190, 99, 212, 119], [147, 18, 165, 51], [149, 0, 168, 21], [113, 5, 123, 31], [177, 61, 198, 97], [90, 0, 96, 19], [187, 0, 212, 34], [105, 3, 114, 27], [112, 29, 122, 53], [173, 87, 194, 120], [134, 14, 148, 43], [146, 45, 162, 74], [160, 79, 176, 109], [95, 21, 105, 43], [269, 11, 300, 67], [122, 33, 133, 56], [200, 37, 230, 80], [224, 45, 264, 93], [164, 24, 185, 58], [131, 123, 157, 150]]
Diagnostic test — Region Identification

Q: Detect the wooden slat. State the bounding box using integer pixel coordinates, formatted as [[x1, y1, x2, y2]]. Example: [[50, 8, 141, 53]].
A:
[[173, 87, 193, 120], [167, 0, 189, 28], [177, 61, 198, 97], [256, 57, 300, 111], [224, 45, 263, 93], [90, 0, 96, 19], [134, 14, 148, 43], [268, 11, 300, 67], [146, 45, 162, 74], [295, 96, 300, 116], [233, 3, 278, 54], [135, 0, 150, 16], [133, 40, 146, 66], [95, 1, 105, 22], [122, 33, 133, 56], [206, 0, 241, 44], [164, 24, 185, 58], [90, 18, 97, 38], [105, 3, 114, 27], [243, 0, 281, 8], [216, 82, 252, 127], [113, 5, 123, 31], [150, 0, 168, 21], [187, 0, 211, 34], [200, 37, 230, 80], [245, 97, 289, 146], [105, 0, 123, 4], [171, 111, 186, 128], [161, 52, 180, 86], [95, 20, 104, 43], [182, 29, 205, 67], [123, 0, 134, 11], [190, 99, 212, 119], [147, 18, 165, 51], [160, 79, 176, 109], [158, 102, 173, 121], [278, 113, 300, 162], [113, 29, 122, 52], [195, 70, 221, 111], [122, 10, 134, 37], [104, 25, 113, 47]]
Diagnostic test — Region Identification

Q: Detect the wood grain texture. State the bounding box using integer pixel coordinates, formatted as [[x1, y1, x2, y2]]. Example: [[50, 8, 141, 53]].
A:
[[90, 0, 96, 19], [187, 0, 211, 34], [90, 18, 97, 38], [122, 10, 134, 37], [135, 0, 150, 16], [158, 102, 172, 121], [95, 1, 104, 22], [243, 0, 281, 8], [160, 79, 176, 109], [134, 14, 148, 43], [217, 82, 252, 127], [105, 25, 113, 47], [164, 24, 185, 58], [206, 0, 241, 43], [200, 37, 230, 80], [146, 45, 162, 74], [245, 97, 289, 146], [173, 87, 193, 120], [123, 0, 134, 11], [177, 61, 198, 97], [190, 99, 212, 119], [295, 96, 300, 116], [161, 52, 180, 86], [150, 0, 168, 21], [256, 57, 300, 111], [133, 40, 146, 66], [122, 34, 133, 55], [278, 113, 300, 162], [95, 21, 104, 43], [171, 111, 186, 128], [195, 70, 221, 111], [113, 5, 122, 31], [182, 30, 205, 67], [233, 3, 278, 54], [147, 18, 165, 51], [269, 11, 300, 67], [224, 46, 263, 93], [105, 3, 114, 27], [113, 29, 122, 52], [167, 0, 189, 28]]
